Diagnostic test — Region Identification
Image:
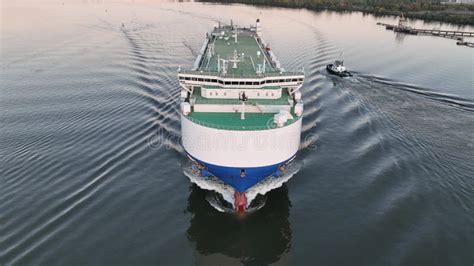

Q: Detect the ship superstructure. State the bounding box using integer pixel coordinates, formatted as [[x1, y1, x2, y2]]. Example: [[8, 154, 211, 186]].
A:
[[178, 19, 304, 212]]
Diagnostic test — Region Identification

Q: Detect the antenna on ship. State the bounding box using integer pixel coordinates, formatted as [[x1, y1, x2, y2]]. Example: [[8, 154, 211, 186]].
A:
[[228, 49, 241, 69], [256, 64, 262, 76], [233, 29, 238, 43], [239, 91, 248, 120], [207, 43, 214, 61], [256, 18, 262, 37], [220, 59, 228, 76]]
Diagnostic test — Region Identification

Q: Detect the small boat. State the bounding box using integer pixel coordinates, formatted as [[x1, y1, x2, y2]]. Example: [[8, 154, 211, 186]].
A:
[[326, 60, 352, 77]]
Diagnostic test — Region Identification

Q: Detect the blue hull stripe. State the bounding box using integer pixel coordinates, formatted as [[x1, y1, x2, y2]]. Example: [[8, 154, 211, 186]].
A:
[[186, 152, 295, 192]]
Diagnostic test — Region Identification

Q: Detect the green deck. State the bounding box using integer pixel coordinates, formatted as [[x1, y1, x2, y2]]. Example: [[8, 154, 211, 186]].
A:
[[193, 87, 291, 106], [199, 28, 276, 76], [181, 26, 302, 131], [186, 111, 298, 131]]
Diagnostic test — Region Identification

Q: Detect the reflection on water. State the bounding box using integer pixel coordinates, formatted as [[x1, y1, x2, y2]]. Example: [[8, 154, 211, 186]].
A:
[[186, 185, 292, 265], [394, 32, 406, 44], [2, 1, 474, 265]]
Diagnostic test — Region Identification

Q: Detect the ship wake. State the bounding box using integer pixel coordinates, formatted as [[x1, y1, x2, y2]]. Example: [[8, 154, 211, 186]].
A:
[[183, 160, 302, 212]]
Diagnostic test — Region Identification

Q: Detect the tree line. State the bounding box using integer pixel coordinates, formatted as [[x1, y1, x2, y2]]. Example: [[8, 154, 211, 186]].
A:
[[198, 0, 474, 25]]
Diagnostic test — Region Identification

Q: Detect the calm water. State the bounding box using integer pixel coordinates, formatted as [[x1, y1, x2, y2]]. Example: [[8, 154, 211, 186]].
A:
[[1, 1, 473, 265]]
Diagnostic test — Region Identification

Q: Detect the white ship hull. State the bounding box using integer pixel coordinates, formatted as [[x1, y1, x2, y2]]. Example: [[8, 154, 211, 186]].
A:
[[181, 115, 302, 192]]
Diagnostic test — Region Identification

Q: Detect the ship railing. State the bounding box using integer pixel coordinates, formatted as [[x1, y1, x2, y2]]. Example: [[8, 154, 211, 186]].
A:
[[178, 70, 304, 79], [177, 70, 305, 88], [192, 98, 290, 106], [185, 113, 298, 131]]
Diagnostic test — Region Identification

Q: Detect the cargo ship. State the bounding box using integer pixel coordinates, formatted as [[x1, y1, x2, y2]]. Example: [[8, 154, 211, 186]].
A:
[[178, 19, 304, 212]]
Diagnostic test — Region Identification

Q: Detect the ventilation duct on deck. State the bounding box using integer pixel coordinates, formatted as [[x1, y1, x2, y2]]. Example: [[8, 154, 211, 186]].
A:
[[181, 102, 191, 116], [294, 103, 304, 117]]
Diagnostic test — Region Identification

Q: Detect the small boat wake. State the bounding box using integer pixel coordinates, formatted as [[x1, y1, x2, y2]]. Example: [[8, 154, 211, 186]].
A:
[[183, 159, 302, 213]]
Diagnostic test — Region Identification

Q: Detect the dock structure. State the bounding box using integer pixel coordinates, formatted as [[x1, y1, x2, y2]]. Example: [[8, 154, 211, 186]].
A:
[[456, 40, 474, 47], [415, 29, 474, 37], [377, 22, 474, 37], [377, 14, 474, 39]]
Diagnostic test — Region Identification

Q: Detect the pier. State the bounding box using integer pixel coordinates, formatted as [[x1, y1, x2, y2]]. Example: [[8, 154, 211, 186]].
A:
[[376, 14, 474, 46], [376, 22, 474, 37], [456, 40, 474, 47]]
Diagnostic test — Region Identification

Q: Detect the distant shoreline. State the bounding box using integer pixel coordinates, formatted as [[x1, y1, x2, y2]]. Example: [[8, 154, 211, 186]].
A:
[[197, 0, 474, 26]]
